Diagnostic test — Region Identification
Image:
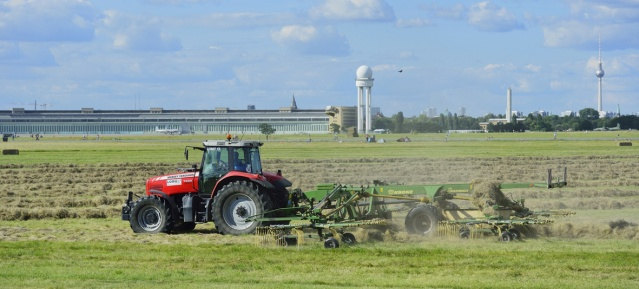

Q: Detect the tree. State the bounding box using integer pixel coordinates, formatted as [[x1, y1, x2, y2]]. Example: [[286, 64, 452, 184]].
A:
[[393, 111, 405, 133], [329, 123, 341, 134], [574, 119, 593, 131], [579, 108, 599, 120], [258, 123, 275, 140]]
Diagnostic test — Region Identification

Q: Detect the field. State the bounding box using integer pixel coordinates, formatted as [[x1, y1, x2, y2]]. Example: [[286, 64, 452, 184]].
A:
[[1, 132, 638, 288]]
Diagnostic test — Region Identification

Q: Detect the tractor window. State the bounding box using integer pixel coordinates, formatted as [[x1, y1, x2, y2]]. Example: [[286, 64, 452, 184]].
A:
[[231, 147, 262, 174], [200, 147, 229, 194], [202, 147, 229, 177], [249, 147, 262, 174], [231, 148, 248, 172]]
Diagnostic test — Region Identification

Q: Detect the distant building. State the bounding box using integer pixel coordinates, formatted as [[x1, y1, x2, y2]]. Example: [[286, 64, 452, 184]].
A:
[[559, 110, 574, 117], [1, 105, 329, 135], [326, 106, 357, 132], [422, 107, 437, 118], [531, 110, 550, 117], [370, 107, 381, 118]]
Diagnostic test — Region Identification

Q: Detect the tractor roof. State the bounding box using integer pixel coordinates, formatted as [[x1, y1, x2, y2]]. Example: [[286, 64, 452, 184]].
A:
[[202, 140, 263, 148]]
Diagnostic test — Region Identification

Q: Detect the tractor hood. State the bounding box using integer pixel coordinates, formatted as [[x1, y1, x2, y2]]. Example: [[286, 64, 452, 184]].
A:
[[146, 172, 199, 196]]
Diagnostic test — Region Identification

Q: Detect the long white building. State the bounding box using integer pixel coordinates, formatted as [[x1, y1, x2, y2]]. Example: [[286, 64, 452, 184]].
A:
[[0, 106, 330, 135]]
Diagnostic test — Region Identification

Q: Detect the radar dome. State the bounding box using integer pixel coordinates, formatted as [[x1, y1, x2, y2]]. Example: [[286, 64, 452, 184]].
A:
[[356, 65, 373, 79]]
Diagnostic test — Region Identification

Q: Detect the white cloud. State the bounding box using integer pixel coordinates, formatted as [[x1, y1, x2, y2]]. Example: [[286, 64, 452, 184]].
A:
[[569, 0, 639, 21], [112, 26, 181, 52], [271, 25, 349, 56], [433, 3, 466, 20], [543, 1, 639, 49], [425, 2, 523, 32], [0, 0, 96, 42], [100, 11, 181, 52], [467, 1, 524, 32], [272, 26, 317, 43], [198, 12, 296, 29], [372, 64, 399, 72], [514, 78, 531, 92], [542, 20, 594, 48], [396, 18, 431, 28], [310, 0, 395, 21], [524, 64, 541, 73], [483, 63, 515, 72], [0, 42, 56, 66]]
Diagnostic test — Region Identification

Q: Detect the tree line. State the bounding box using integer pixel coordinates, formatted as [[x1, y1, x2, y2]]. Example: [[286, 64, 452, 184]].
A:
[[369, 108, 639, 133]]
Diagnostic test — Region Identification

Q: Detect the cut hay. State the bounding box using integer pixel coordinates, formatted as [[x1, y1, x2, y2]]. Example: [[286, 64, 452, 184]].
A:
[[470, 180, 523, 216], [541, 221, 639, 240]]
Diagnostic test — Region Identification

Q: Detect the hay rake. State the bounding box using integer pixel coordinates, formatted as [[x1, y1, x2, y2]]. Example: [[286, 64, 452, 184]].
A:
[[252, 168, 570, 247]]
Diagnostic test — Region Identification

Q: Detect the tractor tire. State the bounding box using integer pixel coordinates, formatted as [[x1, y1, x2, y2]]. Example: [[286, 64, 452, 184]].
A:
[[129, 196, 174, 233], [211, 180, 273, 235], [405, 204, 440, 236]]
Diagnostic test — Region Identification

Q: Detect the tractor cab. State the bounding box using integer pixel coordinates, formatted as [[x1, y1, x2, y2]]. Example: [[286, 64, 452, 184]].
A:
[[198, 140, 264, 195]]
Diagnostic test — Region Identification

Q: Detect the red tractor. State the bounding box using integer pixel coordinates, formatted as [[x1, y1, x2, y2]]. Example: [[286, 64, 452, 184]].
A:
[[121, 139, 292, 235]]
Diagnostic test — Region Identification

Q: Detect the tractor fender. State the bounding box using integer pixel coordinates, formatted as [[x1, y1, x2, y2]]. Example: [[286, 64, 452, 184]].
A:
[[210, 172, 274, 197], [148, 189, 180, 224]]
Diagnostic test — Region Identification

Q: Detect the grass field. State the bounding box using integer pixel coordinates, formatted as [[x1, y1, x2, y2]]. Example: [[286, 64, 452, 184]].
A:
[[0, 132, 638, 288]]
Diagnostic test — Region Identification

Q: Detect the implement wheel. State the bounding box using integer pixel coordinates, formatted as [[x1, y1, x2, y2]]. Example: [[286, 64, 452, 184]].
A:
[[500, 231, 513, 242], [341, 233, 356, 245], [508, 229, 521, 240], [324, 237, 339, 249], [212, 181, 273, 235], [405, 205, 439, 236], [459, 226, 471, 239], [129, 196, 173, 233]]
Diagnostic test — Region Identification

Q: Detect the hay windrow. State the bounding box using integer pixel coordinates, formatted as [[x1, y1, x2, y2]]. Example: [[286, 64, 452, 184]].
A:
[[0, 156, 638, 241]]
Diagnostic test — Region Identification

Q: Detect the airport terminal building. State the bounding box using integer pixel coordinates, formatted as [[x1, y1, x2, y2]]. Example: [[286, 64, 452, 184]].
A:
[[0, 102, 357, 135]]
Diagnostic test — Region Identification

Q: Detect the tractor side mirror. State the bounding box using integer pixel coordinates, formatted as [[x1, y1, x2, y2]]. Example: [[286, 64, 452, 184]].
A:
[[184, 147, 189, 160]]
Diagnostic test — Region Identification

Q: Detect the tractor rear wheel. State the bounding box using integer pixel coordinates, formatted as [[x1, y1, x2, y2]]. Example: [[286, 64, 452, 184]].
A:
[[405, 205, 439, 236], [211, 180, 273, 235], [129, 196, 173, 233]]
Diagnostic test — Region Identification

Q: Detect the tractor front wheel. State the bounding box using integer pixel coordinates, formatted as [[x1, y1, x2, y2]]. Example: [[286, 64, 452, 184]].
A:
[[405, 205, 439, 236], [129, 196, 173, 233], [211, 181, 272, 235]]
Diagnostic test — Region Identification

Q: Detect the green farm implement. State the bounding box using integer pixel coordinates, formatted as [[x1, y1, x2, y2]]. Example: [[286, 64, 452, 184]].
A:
[[253, 168, 569, 247]]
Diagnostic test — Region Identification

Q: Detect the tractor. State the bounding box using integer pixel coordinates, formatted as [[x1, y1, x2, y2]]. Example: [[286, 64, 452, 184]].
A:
[[121, 137, 292, 235]]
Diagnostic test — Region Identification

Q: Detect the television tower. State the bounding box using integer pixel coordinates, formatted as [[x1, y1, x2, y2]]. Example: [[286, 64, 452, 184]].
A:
[[595, 37, 605, 113]]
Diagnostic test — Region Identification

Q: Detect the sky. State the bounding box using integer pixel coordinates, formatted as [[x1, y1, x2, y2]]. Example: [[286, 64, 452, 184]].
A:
[[1, 0, 638, 117]]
